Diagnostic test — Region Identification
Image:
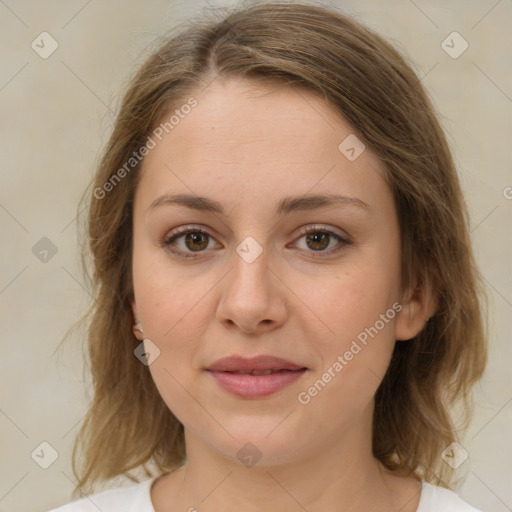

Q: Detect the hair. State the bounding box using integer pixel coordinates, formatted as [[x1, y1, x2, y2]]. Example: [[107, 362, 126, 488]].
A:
[[70, 0, 488, 496]]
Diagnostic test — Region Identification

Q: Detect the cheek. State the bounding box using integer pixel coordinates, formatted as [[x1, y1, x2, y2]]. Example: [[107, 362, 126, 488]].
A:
[[298, 309, 398, 427], [303, 265, 399, 394], [308, 264, 399, 341], [135, 267, 214, 426], [132, 246, 218, 341]]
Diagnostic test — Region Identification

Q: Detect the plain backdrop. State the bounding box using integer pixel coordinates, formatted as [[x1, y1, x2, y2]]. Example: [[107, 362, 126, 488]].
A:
[[0, 1, 511, 511]]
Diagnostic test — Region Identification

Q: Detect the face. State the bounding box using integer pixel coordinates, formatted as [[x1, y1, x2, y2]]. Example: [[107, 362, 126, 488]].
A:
[[131, 78, 418, 467]]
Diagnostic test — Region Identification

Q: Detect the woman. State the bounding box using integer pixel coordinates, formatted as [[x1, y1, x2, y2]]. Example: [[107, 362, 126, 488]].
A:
[[49, 2, 487, 511]]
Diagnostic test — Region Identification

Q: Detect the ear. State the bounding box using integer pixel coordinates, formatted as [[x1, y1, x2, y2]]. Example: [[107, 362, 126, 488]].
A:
[[395, 274, 438, 341], [131, 299, 145, 340], [131, 299, 141, 325]]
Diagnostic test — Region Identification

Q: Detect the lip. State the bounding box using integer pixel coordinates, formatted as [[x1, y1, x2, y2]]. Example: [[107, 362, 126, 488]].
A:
[[206, 355, 308, 398], [207, 355, 306, 372]]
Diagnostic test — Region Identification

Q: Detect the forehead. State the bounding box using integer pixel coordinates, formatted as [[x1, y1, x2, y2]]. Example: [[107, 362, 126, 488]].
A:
[[135, 77, 389, 217], [164, 78, 355, 160]]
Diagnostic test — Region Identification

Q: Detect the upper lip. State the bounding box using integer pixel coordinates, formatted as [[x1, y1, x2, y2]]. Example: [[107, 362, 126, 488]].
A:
[[206, 355, 307, 372]]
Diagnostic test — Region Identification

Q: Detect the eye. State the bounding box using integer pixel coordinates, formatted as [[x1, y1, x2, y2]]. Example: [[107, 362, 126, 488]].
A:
[[292, 225, 351, 257], [161, 226, 220, 258], [161, 224, 351, 259]]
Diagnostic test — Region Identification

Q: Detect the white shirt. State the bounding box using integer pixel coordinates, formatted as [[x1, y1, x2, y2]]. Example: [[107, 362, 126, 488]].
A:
[[47, 478, 482, 511]]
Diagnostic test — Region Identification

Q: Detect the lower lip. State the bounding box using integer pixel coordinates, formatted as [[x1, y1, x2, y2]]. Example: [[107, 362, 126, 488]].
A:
[[207, 369, 307, 398]]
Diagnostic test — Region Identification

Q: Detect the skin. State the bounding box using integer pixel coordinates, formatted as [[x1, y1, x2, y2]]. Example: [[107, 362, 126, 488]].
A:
[[131, 77, 436, 512]]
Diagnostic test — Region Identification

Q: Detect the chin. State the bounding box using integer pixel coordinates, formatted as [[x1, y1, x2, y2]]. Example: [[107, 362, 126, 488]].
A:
[[196, 413, 313, 468]]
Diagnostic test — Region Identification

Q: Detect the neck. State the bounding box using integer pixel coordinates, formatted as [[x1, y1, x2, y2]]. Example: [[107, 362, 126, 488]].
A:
[[151, 404, 421, 512]]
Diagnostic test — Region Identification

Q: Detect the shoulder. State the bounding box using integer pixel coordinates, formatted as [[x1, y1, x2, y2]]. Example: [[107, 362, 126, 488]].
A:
[[417, 482, 482, 512], [46, 478, 156, 512]]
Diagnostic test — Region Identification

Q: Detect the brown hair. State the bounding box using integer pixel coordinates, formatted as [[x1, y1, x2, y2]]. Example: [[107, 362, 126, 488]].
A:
[[70, 0, 487, 495]]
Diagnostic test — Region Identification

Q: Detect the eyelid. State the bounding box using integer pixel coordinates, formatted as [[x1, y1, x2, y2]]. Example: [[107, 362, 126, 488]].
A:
[[293, 223, 351, 243]]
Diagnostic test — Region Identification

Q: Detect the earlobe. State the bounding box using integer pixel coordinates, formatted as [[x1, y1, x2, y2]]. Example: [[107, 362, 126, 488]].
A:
[[395, 280, 438, 341]]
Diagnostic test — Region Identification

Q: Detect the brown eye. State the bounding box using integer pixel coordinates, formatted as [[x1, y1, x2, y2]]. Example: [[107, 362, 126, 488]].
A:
[[293, 226, 351, 257], [162, 224, 350, 259], [162, 227, 220, 257], [183, 232, 209, 251], [305, 232, 331, 251]]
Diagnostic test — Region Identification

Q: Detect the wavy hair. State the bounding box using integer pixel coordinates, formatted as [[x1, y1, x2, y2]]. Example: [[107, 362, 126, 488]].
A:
[[70, 0, 488, 495]]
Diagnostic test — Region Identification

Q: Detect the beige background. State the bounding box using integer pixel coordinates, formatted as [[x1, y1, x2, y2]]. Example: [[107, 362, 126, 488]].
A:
[[0, 1, 511, 511]]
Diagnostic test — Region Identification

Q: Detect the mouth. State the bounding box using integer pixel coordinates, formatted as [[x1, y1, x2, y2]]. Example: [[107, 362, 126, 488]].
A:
[[206, 355, 308, 398], [227, 369, 294, 375]]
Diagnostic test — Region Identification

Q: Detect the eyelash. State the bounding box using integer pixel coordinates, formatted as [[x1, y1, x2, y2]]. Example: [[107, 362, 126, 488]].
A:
[[161, 224, 351, 259]]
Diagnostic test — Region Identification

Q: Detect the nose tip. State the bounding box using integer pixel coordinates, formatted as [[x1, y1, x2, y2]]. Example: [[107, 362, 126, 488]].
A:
[[229, 317, 274, 334]]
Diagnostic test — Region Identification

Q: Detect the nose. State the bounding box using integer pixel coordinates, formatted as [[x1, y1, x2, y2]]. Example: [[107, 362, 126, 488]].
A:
[[216, 247, 288, 334]]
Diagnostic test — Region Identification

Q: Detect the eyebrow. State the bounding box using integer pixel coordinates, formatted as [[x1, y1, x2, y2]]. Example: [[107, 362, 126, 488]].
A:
[[147, 192, 371, 216]]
